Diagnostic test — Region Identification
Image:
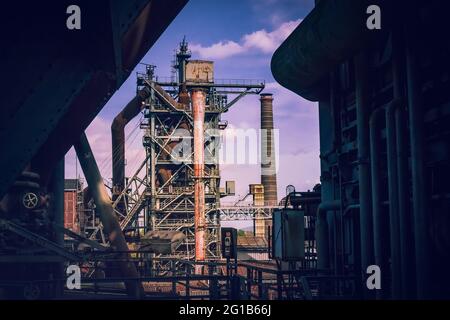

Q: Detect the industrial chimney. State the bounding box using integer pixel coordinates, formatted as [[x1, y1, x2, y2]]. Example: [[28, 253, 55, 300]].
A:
[[260, 93, 278, 206]]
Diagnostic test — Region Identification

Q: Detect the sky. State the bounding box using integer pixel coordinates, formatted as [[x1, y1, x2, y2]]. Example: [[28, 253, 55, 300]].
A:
[[65, 0, 320, 227]]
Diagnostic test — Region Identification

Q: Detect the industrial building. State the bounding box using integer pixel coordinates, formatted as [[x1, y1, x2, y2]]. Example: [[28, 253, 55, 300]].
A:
[[272, 0, 450, 299], [0, 0, 449, 301]]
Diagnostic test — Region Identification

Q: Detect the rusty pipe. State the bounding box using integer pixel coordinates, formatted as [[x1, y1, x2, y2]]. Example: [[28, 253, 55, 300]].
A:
[[111, 88, 150, 197], [192, 89, 206, 262], [75, 133, 143, 298]]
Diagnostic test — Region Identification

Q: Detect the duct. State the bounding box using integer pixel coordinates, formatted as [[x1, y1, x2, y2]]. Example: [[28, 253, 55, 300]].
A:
[[271, 0, 373, 101], [369, 107, 386, 299], [260, 94, 278, 206], [192, 89, 206, 262], [111, 88, 150, 197], [389, 17, 407, 298], [385, 100, 402, 299], [74, 133, 143, 298], [315, 201, 340, 270], [405, 8, 430, 299], [395, 105, 414, 298], [354, 51, 374, 290]]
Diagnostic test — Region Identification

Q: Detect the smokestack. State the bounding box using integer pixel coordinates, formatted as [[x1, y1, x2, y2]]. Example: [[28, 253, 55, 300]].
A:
[[260, 93, 278, 206], [192, 89, 206, 262]]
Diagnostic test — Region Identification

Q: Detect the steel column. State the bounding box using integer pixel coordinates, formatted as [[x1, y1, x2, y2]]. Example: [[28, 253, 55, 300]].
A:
[[355, 52, 374, 295], [369, 107, 386, 299]]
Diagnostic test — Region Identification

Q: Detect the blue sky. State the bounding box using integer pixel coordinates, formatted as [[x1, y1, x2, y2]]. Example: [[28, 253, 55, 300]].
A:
[[65, 0, 319, 227]]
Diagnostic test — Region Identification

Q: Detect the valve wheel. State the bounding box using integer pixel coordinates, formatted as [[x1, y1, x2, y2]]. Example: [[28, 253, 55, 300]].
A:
[[22, 192, 39, 209]]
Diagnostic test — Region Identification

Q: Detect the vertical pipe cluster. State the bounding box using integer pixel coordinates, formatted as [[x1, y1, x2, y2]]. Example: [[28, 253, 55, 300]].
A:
[[395, 105, 414, 298], [260, 93, 278, 206], [192, 89, 206, 262]]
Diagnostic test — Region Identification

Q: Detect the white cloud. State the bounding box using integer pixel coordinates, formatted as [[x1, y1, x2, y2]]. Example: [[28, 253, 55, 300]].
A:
[[190, 40, 245, 60], [190, 19, 301, 60], [242, 20, 301, 53]]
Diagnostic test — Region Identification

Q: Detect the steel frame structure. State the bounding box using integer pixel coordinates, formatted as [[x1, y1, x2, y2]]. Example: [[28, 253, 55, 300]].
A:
[[217, 206, 280, 221], [109, 49, 265, 263]]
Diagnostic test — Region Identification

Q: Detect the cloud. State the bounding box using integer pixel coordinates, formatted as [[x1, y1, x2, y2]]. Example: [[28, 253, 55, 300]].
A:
[[242, 20, 301, 53], [189, 41, 245, 60], [190, 19, 301, 60], [249, 0, 313, 28]]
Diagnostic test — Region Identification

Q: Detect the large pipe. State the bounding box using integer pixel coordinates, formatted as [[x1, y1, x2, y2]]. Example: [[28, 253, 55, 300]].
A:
[[405, 7, 431, 299], [260, 93, 278, 206], [111, 88, 150, 197], [192, 89, 206, 262], [396, 106, 414, 298], [271, 0, 378, 101], [354, 51, 374, 293], [369, 107, 386, 299], [386, 101, 402, 299], [315, 201, 340, 270], [75, 133, 143, 298]]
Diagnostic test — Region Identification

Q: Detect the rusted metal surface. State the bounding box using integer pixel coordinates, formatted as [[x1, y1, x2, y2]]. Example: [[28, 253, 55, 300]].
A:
[[260, 94, 278, 206], [192, 89, 206, 262], [64, 191, 79, 233]]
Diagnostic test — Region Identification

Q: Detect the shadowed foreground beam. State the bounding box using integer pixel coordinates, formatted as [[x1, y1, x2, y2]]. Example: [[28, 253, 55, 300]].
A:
[[74, 133, 143, 298]]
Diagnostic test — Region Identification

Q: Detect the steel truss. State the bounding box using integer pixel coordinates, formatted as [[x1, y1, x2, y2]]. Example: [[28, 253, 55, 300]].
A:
[[109, 69, 264, 262], [216, 206, 281, 221]]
